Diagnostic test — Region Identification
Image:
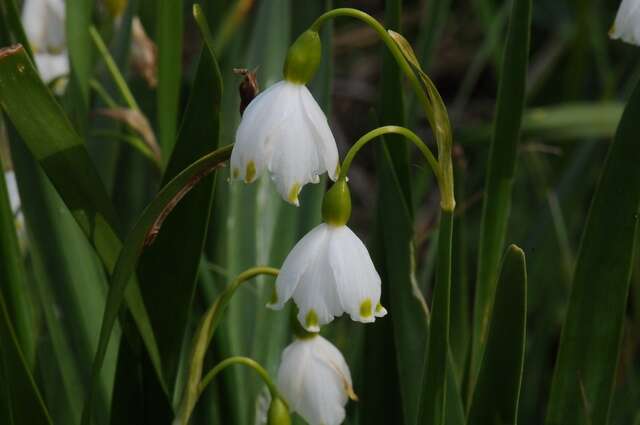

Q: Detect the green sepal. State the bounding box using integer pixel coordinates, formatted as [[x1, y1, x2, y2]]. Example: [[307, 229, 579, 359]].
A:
[[283, 30, 321, 84], [321, 179, 352, 226], [267, 397, 291, 425]]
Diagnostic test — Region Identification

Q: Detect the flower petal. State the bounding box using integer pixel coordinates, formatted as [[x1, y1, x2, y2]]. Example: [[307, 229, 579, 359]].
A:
[[267, 107, 325, 205], [277, 336, 351, 425], [231, 81, 297, 183], [34, 51, 69, 83], [610, 0, 640, 45], [269, 224, 328, 311], [299, 86, 339, 180], [327, 225, 382, 323]]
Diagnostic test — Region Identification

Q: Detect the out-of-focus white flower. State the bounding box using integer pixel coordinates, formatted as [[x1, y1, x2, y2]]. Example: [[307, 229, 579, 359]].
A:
[[4, 171, 26, 244], [268, 222, 386, 332], [21, 0, 69, 83], [610, 0, 640, 45], [277, 335, 356, 425], [229, 80, 339, 206]]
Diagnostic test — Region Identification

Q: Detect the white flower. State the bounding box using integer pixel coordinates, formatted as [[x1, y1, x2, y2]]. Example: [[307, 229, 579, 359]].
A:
[[610, 0, 640, 45], [230, 80, 339, 206], [277, 335, 356, 425], [268, 223, 386, 331], [21, 0, 69, 83]]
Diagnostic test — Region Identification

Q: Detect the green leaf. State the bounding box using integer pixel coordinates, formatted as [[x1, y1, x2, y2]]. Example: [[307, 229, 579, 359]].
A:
[[420, 211, 453, 425], [64, 0, 93, 131], [0, 156, 33, 362], [137, 4, 224, 392], [545, 74, 640, 425], [471, 0, 532, 394], [10, 136, 118, 425], [0, 291, 52, 425], [0, 45, 164, 422], [82, 142, 232, 424], [156, 0, 183, 157], [468, 245, 527, 425]]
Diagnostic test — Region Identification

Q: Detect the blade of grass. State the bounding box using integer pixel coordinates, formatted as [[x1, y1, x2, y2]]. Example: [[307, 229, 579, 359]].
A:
[[0, 291, 52, 425], [81, 142, 232, 424], [64, 0, 93, 132], [0, 44, 166, 421], [0, 157, 33, 362], [137, 4, 223, 394], [156, 0, 183, 158], [470, 0, 532, 398], [545, 73, 640, 425], [468, 245, 527, 424]]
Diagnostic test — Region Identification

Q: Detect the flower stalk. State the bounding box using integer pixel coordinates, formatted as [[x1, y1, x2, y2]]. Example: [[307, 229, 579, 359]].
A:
[[175, 266, 279, 425]]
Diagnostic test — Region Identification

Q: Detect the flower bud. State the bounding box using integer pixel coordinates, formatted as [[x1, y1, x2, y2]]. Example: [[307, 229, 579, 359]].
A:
[[267, 397, 291, 425], [283, 30, 322, 84], [104, 0, 128, 18], [321, 179, 351, 226]]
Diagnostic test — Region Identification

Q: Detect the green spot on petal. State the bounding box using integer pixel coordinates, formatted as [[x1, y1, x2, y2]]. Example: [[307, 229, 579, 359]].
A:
[[245, 161, 256, 183], [375, 302, 384, 313], [305, 309, 319, 329], [232, 168, 240, 179], [288, 183, 301, 204], [360, 299, 373, 318], [270, 288, 278, 305]]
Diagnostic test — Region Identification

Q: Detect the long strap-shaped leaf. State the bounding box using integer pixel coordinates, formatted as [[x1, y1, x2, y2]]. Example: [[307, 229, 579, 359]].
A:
[[81, 143, 233, 423], [545, 75, 640, 425], [468, 245, 527, 424], [0, 292, 52, 425], [0, 43, 164, 413], [136, 4, 224, 389], [470, 0, 532, 392]]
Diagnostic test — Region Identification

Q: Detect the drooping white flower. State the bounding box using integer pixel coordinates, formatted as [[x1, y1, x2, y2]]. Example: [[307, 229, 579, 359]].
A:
[[277, 335, 356, 425], [268, 222, 386, 331], [21, 0, 69, 83], [230, 80, 339, 205], [610, 0, 640, 45]]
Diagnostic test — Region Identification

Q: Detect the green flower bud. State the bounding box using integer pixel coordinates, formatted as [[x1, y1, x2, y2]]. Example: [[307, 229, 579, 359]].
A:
[[283, 30, 322, 84], [104, 0, 128, 18], [267, 397, 291, 425], [321, 179, 351, 226]]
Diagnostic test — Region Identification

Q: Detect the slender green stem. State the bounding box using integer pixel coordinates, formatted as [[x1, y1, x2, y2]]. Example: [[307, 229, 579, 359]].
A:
[[199, 356, 280, 397], [89, 26, 140, 110], [420, 210, 453, 424], [89, 79, 118, 108], [310, 8, 455, 212], [310, 8, 433, 121], [175, 266, 279, 425], [339, 125, 440, 182]]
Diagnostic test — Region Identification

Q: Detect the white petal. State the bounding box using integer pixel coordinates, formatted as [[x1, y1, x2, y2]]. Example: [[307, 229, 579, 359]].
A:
[[300, 86, 339, 180], [327, 225, 383, 323], [269, 224, 328, 313], [4, 172, 20, 214], [231, 81, 297, 183], [610, 0, 640, 45], [291, 228, 343, 331], [44, 0, 66, 51], [22, 0, 48, 49], [267, 107, 325, 205], [34, 51, 69, 83], [277, 336, 351, 425]]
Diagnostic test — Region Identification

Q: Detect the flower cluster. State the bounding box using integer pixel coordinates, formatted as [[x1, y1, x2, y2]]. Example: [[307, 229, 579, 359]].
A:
[[231, 31, 387, 425]]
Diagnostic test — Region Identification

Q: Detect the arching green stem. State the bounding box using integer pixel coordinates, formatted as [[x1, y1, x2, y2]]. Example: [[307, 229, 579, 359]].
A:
[[310, 8, 454, 212], [310, 9, 433, 120], [339, 125, 441, 184], [175, 266, 279, 425], [199, 356, 280, 398]]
